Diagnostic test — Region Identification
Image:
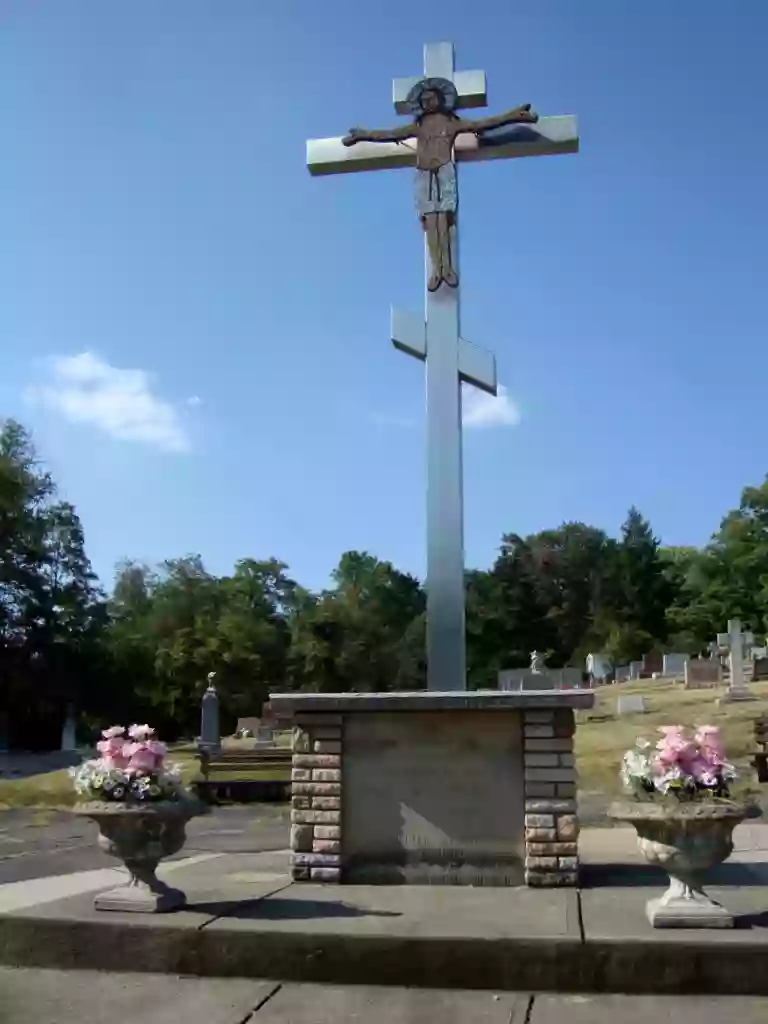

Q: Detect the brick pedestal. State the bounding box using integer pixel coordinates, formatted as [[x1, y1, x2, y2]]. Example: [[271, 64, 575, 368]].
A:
[[523, 707, 579, 886], [290, 714, 344, 882]]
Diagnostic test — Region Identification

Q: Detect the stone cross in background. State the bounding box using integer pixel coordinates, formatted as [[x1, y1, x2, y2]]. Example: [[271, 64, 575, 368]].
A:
[[307, 42, 578, 691], [199, 671, 221, 752], [716, 618, 755, 702]]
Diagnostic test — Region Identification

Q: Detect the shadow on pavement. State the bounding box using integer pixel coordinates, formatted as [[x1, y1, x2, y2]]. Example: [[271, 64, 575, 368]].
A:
[[191, 896, 402, 921], [581, 861, 768, 887]]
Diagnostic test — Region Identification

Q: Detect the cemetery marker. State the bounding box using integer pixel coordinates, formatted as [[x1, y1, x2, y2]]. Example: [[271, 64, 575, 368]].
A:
[[307, 42, 578, 689], [716, 618, 755, 701]]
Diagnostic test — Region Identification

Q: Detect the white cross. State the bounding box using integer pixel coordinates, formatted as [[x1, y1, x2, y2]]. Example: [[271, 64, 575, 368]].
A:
[[306, 43, 578, 691], [716, 618, 755, 696]]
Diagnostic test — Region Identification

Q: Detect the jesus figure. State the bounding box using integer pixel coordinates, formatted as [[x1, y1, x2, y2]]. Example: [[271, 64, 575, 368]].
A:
[[342, 78, 538, 291]]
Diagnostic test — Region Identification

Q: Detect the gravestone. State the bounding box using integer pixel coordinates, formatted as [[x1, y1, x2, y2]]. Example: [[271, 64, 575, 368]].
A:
[[60, 705, 77, 752], [586, 652, 611, 681], [716, 618, 755, 702], [617, 694, 648, 715], [614, 665, 630, 683], [498, 666, 582, 691], [642, 651, 663, 677], [752, 657, 768, 682], [662, 652, 689, 677], [684, 659, 721, 689], [198, 672, 221, 752], [629, 661, 643, 681]]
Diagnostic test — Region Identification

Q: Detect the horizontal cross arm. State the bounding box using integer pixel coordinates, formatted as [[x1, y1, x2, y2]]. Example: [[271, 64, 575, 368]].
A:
[[306, 115, 578, 176], [392, 68, 487, 115], [391, 308, 497, 396], [459, 114, 579, 162]]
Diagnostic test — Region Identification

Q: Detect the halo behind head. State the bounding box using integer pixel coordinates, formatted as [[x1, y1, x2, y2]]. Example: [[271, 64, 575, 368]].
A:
[[404, 77, 458, 115]]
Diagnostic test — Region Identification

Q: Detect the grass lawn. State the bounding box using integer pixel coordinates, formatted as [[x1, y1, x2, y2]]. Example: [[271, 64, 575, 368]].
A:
[[576, 677, 768, 805], [0, 687, 765, 811], [0, 746, 290, 810]]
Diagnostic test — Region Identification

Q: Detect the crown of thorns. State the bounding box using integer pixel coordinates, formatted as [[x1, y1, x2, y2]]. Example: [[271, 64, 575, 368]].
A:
[[404, 77, 458, 114]]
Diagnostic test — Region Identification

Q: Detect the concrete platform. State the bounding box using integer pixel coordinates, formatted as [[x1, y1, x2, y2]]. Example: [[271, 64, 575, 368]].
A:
[[0, 835, 765, 994]]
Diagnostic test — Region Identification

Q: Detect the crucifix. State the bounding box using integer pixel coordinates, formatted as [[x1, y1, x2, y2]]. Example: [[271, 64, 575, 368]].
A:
[[307, 42, 578, 690]]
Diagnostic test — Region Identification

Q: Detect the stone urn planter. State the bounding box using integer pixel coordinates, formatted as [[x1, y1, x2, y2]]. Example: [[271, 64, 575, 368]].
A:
[[73, 798, 206, 912], [609, 801, 756, 928]]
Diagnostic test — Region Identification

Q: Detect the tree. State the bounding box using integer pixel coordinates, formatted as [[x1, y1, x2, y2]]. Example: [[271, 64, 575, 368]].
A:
[[287, 551, 425, 693], [0, 421, 104, 747], [607, 507, 675, 660]]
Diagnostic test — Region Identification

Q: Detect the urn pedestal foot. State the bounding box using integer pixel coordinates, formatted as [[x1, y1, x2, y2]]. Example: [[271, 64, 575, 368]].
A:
[[95, 871, 186, 913], [646, 875, 733, 929]]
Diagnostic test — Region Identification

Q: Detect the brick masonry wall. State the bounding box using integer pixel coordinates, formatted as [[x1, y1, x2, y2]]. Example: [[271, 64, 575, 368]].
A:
[[522, 707, 580, 887], [290, 714, 343, 882]]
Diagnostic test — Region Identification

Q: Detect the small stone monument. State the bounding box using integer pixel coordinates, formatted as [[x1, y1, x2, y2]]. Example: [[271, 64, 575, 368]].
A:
[[684, 658, 721, 690], [60, 704, 77, 752], [662, 652, 689, 678], [617, 694, 648, 715], [198, 672, 221, 752], [530, 650, 546, 674]]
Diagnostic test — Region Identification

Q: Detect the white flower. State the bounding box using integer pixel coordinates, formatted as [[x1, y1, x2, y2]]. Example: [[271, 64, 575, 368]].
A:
[[128, 724, 154, 741], [653, 766, 684, 793]]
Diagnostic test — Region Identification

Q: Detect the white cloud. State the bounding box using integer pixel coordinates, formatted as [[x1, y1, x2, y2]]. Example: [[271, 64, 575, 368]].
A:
[[27, 352, 190, 453], [462, 384, 521, 429]]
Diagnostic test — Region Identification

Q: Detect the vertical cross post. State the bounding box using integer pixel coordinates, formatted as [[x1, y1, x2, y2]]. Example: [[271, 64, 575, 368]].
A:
[[423, 42, 464, 691], [306, 42, 579, 693], [390, 43, 499, 691]]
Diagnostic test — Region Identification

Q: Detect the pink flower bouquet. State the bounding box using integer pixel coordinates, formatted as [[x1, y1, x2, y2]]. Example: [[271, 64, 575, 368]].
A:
[[69, 725, 184, 803], [620, 725, 738, 801]]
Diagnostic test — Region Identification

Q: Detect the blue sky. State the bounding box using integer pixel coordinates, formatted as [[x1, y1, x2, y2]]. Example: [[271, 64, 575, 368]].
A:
[[2, 1, 767, 593]]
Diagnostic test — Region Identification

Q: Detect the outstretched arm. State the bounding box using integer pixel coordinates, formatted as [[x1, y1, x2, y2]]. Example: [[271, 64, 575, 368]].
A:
[[456, 103, 539, 136], [342, 123, 416, 146]]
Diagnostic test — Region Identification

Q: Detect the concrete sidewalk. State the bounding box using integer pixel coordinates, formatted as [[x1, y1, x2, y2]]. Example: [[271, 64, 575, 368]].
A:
[[1, 970, 767, 1024], [0, 828, 765, 995]]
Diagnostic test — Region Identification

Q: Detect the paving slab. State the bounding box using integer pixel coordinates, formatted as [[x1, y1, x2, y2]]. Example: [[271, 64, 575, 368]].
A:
[[529, 994, 768, 1023], [202, 882, 580, 938], [580, 884, 768, 941], [256, 983, 526, 1022], [0, 853, 225, 913], [0, 966, 276, 1024], [0, 848, 768, 993]]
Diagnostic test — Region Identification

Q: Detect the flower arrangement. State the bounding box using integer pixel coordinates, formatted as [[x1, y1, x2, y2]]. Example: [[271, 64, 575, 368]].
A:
[[69, 725, 185, 803], [620, 725, 738, 802]]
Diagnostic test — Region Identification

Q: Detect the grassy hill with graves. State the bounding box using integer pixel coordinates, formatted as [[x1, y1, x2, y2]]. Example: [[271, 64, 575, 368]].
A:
[[0, 679, 766, 816], [575, 677, 768, 819]]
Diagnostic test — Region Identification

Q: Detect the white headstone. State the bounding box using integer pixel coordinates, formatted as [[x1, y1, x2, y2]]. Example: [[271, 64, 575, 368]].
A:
[[617, 694, 648, 715], [615, 665, 630, 683], [662, 652, 689, 677], [629, 661, 643, 681], [586, 652, 611, 680], [716, 618, 754, 699]]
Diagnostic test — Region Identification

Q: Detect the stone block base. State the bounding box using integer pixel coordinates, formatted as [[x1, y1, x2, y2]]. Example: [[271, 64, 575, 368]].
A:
[[647, 893, 734, 928], [94, 882, 186, 913], [274, 691, 594, 888]]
